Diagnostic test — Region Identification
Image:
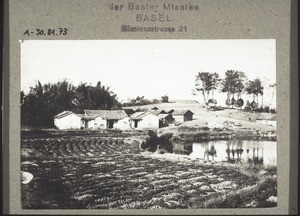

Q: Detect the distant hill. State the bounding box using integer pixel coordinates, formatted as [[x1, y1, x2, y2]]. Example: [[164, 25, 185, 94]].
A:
[[122, 100, 276, 131], [168, 100, 200, 104], [122, 100, 204, 117]]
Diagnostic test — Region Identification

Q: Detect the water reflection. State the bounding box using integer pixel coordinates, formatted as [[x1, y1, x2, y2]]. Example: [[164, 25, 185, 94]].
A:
[[174, 140, 276, 166]]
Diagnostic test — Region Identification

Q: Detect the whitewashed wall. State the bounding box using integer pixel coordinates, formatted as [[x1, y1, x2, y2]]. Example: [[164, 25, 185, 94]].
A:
[[137, 114, 160, 129], [54, 113, 82, 129], [173, 115, 184, 123], [114, 117, 132, 130], [94, 117, 107, 129], [85, 119, 96, 129]]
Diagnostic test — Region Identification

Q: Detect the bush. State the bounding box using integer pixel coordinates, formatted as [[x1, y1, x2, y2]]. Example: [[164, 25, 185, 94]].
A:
[[244, 101, 251, 111], [141, 132, 173, 152], [250, 101, 258, 110], [263, 106, 270, 113], [208, 98, 217, 110], [254, 107, 264, 113], [231, 97, 236, 106], [235, 98, 244, 108], [208, 98, 217, 104]]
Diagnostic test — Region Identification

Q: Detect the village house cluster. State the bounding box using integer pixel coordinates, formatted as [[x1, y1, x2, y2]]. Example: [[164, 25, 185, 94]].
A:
[[54, 107, 194, 130]]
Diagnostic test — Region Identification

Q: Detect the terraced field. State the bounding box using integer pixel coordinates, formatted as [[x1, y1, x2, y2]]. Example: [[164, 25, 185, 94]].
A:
[[21, 136, 277, 209]]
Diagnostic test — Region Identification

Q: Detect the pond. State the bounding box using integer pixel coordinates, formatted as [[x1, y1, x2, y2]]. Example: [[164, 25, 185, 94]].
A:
[[173, 140, 277, 166]]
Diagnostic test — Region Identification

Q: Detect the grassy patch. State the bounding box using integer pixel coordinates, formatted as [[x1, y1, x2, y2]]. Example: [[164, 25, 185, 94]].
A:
[[198, 177, 277, 208]]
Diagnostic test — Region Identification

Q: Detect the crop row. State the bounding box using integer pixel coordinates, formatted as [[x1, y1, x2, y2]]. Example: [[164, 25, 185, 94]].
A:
[[22, 137, 140, 158], [21, 149, 259, 209]]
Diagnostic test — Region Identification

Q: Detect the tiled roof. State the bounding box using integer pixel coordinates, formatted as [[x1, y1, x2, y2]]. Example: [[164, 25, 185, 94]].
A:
[[157, 114, 170, 119], [84, 110, 128, 120], [148, 109, 166, 115], [130, 111, 160, 120], [80, 115, 95, 120], [130, 111, 147, 120], [172, 110, 194, 115], [54, 111, 73, 119], [165, 109, 174, 113]]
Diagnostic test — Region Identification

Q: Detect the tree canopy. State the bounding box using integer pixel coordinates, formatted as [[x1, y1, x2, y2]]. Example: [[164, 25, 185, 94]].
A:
[[21, 80, 120, 127], [245, 78, 264, 96], [245, 78, 264, 105], [221, 70, 246, 96], [194, 72, 220, 106]]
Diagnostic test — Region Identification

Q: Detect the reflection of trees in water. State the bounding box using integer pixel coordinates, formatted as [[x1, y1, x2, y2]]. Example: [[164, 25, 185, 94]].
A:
[[249, 148, 264, 165], [225, 140, 264, 165], [204, 141, 217, 161], [172, 143, 192, 155]]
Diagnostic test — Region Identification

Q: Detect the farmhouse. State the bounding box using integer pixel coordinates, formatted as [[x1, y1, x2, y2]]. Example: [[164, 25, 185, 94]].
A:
[[172, 110, 194, 123], [157, 113, 174, 125], [84, 110, 131, 130], [54, 111, 84, 129], [130, 111, 162, 129]]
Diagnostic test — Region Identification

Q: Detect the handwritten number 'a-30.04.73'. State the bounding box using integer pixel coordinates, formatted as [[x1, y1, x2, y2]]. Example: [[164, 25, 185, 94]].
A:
[[23, 28, 68, 36]]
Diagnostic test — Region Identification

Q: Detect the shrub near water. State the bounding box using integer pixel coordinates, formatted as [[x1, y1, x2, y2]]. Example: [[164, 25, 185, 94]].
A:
[[141, 131, 173, 153]]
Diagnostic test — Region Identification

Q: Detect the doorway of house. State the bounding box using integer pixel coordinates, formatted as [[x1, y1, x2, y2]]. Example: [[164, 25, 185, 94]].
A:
[[107, 120, 114, 129], [134, 120, 138, 128]]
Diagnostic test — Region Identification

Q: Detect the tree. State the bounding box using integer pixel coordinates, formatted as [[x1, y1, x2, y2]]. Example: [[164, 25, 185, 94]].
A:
[[245, 78, 264, 108], [161, 95, 169, 103], [21, 80, 76, 127], [21, 80, 120, 127], [122, 96, 154, 106], [221, 70, 246, 110], [194, 72, 220, 109], [207, 98, 217, 110]]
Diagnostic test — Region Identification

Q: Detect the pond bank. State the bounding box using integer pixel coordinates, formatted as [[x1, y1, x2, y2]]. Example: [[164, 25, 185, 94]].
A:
[[156, 125, 276, 144]]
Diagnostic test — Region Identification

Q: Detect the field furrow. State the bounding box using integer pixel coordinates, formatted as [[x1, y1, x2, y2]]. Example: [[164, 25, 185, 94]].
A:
[[21, 136, 276, 209]]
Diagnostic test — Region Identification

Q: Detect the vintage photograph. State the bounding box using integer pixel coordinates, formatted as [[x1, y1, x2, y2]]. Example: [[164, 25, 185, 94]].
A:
[[20, 40, 277, 209]]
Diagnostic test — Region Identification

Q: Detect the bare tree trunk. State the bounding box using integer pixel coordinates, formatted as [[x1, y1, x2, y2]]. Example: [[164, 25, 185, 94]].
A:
[[270, 91, 274, 107], [202, 90, 207, 110], [227, 92, 230, 112]]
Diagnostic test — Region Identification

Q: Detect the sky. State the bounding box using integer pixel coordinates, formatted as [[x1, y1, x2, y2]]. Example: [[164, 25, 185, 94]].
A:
[[21, 40, 276, 107]]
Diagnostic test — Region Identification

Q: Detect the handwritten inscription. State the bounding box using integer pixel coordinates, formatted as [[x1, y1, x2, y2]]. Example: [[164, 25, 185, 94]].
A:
[[23, 28, 68, 36]]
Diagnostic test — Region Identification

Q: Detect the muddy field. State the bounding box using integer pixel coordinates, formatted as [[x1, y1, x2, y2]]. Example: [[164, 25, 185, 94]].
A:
[[21, 136, 277, 209]]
